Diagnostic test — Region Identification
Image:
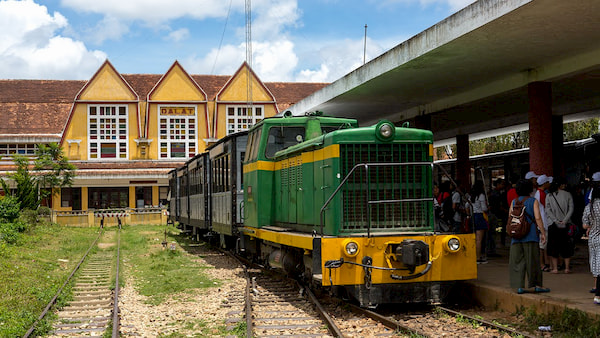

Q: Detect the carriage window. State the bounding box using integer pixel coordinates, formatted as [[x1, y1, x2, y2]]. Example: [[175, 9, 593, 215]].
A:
[[265, 126, 305, 159]]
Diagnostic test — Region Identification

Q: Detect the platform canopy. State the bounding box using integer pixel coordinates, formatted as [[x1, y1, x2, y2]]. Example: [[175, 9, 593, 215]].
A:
[[286, 0, 600, 145]]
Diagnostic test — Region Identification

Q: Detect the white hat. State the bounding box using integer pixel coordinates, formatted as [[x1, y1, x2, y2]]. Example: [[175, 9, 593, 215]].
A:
[[548, 176, 554, 184], [525, 171, 539, 180], [537, 174, 550, 185], [593, 171, 600, 182]]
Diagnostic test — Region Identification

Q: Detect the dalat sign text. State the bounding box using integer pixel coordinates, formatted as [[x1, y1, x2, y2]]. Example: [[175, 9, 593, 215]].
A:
[[160, 107, 195, 115]]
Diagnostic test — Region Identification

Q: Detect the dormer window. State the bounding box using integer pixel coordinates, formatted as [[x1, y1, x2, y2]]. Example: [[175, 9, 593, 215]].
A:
[[88, 105, 128, 159], [226, 105, 263, 135], [158, 105, 197, 159]]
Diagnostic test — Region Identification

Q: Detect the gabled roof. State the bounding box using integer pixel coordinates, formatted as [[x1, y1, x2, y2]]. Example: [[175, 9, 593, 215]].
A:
[[75, 60, 138, 101], [216, 62, 275, 103], [0, 68, 329, 137]]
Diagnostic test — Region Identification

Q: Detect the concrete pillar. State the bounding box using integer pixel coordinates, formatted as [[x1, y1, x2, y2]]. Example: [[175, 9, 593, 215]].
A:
[[456, 134, 471, 192], [528, 82, 553, 176]]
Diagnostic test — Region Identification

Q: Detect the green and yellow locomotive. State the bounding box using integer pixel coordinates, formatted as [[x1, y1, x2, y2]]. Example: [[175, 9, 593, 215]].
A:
[[239, 112, 476, 307], [170, 112, 477, 307]]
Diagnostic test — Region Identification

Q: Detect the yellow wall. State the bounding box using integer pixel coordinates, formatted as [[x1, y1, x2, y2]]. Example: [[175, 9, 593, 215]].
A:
[[214, 63, 278, 139], [54, 61, 278, 213], [147, 62, 210, 155], [129, 186, 136, 208], [78, 64, 137, 101]]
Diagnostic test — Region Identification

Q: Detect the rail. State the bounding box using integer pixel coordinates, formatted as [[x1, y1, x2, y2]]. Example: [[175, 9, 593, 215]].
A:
[[23, 228, 103, 337], [112, 227, 121, 337], [319, 162, 433, 237]]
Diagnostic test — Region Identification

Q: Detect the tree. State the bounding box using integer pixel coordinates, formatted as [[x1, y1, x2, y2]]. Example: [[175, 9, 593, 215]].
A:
[[564, 118, 599, 141], [1, 155, 39, 210], [435, 118, 599, 158], [0, 143, 76, 210], [33, 143, 77, 202]]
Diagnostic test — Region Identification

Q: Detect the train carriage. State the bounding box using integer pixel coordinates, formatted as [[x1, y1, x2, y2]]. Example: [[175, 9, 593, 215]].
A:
[[177, 165, 190, 230], [207, 131, 248, 248], [187, 153, 210, 238], [167, 169, 179, 224]]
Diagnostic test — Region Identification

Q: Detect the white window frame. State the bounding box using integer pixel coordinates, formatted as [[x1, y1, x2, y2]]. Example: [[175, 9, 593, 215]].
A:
[[0, 143, 38, 157], [87, 105, 129, 160], [157, 105, 198, 160], [226, 105, 264, 135]]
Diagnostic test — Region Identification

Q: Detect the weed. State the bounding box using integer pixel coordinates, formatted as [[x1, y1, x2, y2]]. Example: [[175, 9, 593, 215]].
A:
[[0, 224, 99, 336], [119, 225, 217, 305], [230, 320, 247, 337], [515, 305, 600, 336]]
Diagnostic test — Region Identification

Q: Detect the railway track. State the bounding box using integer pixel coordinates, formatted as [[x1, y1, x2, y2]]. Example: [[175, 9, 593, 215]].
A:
[[24, 228, 122, 338], [218, 249, 536, 338]]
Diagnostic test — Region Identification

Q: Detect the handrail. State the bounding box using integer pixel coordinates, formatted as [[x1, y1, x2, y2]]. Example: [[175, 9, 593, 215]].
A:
[[319, 161, 433, 237]]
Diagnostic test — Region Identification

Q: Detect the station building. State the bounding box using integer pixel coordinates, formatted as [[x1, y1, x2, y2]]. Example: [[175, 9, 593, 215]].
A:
[[0, 60, 327, 224]]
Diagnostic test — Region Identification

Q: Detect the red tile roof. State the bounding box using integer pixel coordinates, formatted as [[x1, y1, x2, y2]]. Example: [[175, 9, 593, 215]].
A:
[[0, 76, 328, 136]]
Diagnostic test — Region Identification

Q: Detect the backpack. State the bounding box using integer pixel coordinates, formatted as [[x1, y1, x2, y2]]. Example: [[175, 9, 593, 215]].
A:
[[506, 198, 532, 239]]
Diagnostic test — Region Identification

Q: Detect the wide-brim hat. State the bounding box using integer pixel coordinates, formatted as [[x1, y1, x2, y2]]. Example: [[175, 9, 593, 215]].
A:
[[525, 171, 539, 180]]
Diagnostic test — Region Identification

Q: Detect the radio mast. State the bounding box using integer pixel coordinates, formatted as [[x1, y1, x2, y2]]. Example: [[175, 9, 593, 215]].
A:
[[245, 0, 253, 105]]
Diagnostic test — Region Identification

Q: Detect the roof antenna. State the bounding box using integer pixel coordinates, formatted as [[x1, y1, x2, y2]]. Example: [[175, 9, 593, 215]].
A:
[[246, 0, 253, 107], [363, 24, 367, 65]]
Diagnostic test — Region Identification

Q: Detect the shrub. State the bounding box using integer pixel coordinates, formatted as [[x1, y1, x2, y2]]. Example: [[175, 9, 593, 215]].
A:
[[0, 196, 20, 223], [19, 209, 38, 225], [37, 206, 51, 216]]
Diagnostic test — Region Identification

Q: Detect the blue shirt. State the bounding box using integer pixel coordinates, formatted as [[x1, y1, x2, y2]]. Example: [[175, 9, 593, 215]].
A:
[[511, 197, 539, 244]]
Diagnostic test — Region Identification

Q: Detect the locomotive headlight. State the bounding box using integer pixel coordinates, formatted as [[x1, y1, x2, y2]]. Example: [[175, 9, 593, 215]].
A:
[[380, 123, 393, 138], [444, 237, 461, 252], [375, 120, 395, 141], [343, 240, 360, 257]]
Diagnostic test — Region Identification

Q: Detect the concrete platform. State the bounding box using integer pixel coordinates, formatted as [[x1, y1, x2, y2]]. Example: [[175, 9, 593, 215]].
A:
[[465, 239, 600, 319]]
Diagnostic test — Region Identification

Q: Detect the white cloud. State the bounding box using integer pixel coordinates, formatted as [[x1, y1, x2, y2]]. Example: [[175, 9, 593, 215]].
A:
[[252, 40, 298, 81], [0, 0, 106, 79], [297, 64, 330, 83], [183, 43, 246, 76], [295, 37, 386, 82], [61, 0, 244, 23], [89, 15, 130, 45], [167, 28, 190, 42]]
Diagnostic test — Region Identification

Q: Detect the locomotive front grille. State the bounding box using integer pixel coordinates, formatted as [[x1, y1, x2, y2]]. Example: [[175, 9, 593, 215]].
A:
[[339, 143, 433, 232]]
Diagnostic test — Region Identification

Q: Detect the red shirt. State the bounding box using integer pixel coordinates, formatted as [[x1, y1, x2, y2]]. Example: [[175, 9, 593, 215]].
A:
[[507, 187, 517, 206], [537, 188, 546, 206], [437, 192, 450, 205]]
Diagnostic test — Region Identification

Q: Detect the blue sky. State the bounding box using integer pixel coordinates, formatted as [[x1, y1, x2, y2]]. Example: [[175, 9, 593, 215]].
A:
[[0, 0, 475, 82]]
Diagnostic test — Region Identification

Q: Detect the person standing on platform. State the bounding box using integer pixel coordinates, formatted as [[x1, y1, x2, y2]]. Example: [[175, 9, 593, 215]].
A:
[[471, 180, 489, 264], [509, 179, 549, 294], [451, 180, 464, 233], [490, 178, 509, 249], [535, 174, 551, 272], [586, 172, 600, 206], [584, 172, 600, 298], [583, 183, 600, 304], [507, 174, 520, 207], [545, 177, 575, 274]]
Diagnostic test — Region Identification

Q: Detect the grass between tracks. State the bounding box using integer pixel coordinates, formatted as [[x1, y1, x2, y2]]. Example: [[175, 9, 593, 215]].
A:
[[0, 222, 101, 337], [119, 224, 216, 305]]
